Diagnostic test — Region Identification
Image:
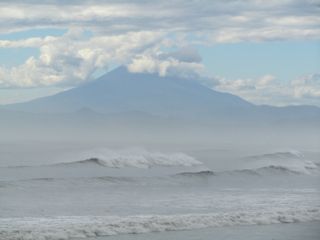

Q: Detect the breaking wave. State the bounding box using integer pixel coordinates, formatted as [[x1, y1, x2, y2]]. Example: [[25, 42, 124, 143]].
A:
[[1, 148, 202, 169], [245, 150, 318, 175], [1, 208, 319, 240], [58, 148, 202, 168]]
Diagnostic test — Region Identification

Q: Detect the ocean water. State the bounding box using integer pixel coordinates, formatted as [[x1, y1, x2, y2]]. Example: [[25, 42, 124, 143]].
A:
[[94, 222, 320, 240], [0, 143, 320, 240]]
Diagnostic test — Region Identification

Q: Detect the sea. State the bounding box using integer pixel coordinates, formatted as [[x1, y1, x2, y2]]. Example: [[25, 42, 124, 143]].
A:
[[0, 142, 319, 239]]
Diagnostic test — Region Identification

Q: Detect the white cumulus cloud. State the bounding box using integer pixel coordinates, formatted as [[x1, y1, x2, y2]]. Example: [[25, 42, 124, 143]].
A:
[[211, 74, 320, 106], [0, 30, 166, 87]]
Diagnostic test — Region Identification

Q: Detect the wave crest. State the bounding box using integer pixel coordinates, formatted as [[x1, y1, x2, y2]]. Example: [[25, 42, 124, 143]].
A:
[[245, 150, 318, 175], [59, 148, 202, 169]]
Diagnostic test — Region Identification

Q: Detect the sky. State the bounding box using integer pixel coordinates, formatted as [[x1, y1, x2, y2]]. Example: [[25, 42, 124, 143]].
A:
[[0, 0, 319, 106]]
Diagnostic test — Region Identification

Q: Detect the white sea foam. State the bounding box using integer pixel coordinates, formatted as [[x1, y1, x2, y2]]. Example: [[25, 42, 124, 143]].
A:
[[60, 148, 203, 169], [1, 208, 320, 240]]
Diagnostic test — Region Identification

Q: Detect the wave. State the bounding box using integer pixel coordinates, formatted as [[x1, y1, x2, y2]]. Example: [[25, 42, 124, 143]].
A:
[[178, 166, 305, 177], [245, 150, 318, 175], [224, 166, 305, 176], [3, 176, 139, 184], [1, 148, 202, 169], [18, 165, 316, 184], [54, 158, 108, 167], [0, 165, 309, 185], [176, 170, 215, 177], [247, 150, 304, 160], [176, 165, 318, 179], [255, 165, 305, 175], [1, 208, 319, 240], [70, 148, 202, 168], [2, 164, 316, 185]]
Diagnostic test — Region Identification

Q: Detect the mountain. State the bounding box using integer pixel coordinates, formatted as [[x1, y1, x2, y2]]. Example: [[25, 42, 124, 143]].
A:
[[3, 66, 320, 123], [1, 67, 319, 144], [4, 67, 253, 118]]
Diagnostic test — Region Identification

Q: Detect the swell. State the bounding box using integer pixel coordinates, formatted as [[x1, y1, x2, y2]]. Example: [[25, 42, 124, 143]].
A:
[[1, 208, 319, 240], [54, 158, 106, 166], [244, 150, 319, 175], [1, 164, 316, 185], [176, 170, 215, 176], [0, 175, 153, 186], [176, 165, 318, 178], [0, 158, 107, 169], [229, 165, 305, 176], [247, 150, 304, 160]]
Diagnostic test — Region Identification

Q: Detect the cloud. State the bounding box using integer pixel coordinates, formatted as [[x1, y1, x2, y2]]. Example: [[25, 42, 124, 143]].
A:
[[292, 73, 320, 99], [0, 0, 319, 41], [159, 47, 202, 63], [0, 28, 205, 87], [0, 30, 166, 87], [0, 37, 54, 48], [127, 47, 204, 78], [211, 73, 320, 106]]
